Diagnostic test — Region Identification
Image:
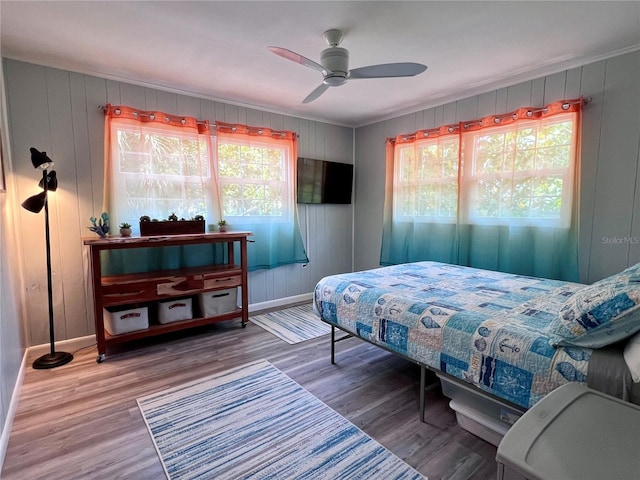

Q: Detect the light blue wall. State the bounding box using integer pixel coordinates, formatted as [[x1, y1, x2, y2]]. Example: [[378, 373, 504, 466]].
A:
[[0, 59, 26, 467], [5, 50, 639, 355], [2, 58, 354, 347], [354, 50, 640, 285]]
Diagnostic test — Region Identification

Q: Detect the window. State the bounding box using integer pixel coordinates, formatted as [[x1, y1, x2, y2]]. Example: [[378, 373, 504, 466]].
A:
[[392, 110, 578, 228], [104, 105, 308, 272], [110, 123, 214, 227], [394, 136, 459, 223], [216, 138, 293, 224], [382, 99, 582, 280], [213, 122, 307, 269], [461, 112, 576, 227]]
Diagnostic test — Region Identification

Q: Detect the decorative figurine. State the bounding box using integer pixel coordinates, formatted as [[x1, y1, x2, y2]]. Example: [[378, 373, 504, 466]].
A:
[[88, 212, 110, 237]]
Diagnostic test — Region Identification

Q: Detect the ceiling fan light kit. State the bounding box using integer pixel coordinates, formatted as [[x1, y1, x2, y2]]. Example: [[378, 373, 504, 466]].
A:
[[268, 29, 428, 103], [320, 48, 348, 86]]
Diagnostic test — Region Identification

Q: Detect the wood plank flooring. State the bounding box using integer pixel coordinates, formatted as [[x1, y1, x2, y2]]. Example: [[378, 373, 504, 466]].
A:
[[2, 312, 498, 480]]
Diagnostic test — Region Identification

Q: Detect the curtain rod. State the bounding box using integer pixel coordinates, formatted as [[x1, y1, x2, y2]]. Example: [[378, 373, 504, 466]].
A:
[[98, 105, 296, 138], [462, 97, 591, 130], [98, 105, 208, 126], [386, 97, 591, 144]]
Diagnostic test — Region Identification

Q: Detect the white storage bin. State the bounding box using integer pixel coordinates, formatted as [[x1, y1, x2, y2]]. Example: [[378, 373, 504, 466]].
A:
[[198, 288, 238, 317], [436, 373, 522, 444], [103, 305, 149, 335], [450, 400, 510, 446], [496, 383, 640, 480], [157, 298, 193, 324]]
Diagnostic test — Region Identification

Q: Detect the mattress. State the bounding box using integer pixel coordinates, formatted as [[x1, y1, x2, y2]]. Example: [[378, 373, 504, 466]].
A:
[[313, 261, 591, 409]]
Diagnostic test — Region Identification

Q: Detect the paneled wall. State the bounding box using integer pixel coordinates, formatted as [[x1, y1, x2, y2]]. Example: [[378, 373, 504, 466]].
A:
[[354, 51, 640, 285], [0, 62, 26, 465], [4, 50, 639, 350], [0, 196, 24, 464], [3, 59, 354, 347]]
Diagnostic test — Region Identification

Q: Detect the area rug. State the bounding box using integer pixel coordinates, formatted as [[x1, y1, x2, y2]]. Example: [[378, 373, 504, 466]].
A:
[[137, 359, 425, 480], [249, 303, 332, 344]]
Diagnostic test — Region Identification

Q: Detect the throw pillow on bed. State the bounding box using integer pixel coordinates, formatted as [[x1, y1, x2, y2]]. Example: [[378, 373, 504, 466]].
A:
[[545, 262, 640, 348]]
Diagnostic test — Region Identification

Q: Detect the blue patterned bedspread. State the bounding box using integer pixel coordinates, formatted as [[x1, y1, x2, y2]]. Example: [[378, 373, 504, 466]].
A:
[[313, 261, 591, 409]]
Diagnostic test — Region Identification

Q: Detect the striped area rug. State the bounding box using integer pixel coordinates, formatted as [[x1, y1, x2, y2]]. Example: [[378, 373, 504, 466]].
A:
[[138, 359, 426, 480], [250, 303, 332, 344]]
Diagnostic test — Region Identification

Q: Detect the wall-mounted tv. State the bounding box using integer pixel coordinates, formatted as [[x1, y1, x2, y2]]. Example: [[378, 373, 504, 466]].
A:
[[297, 157, 354, 204]]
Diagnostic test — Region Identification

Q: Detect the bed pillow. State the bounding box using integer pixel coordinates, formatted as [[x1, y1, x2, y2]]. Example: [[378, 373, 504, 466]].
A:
[[545, 263, 640, 348], [623, 331, 640, 383]]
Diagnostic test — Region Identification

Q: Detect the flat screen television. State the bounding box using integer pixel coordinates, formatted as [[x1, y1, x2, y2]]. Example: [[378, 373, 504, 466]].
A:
[[297, 158, 354, 204]]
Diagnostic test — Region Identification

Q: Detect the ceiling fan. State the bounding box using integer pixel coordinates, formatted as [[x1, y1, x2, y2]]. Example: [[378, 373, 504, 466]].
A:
[[268, 29, 428, 104]]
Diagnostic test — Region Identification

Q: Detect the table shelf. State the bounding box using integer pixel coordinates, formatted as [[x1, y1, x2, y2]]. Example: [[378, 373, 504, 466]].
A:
[[84, 232, 252, 362]]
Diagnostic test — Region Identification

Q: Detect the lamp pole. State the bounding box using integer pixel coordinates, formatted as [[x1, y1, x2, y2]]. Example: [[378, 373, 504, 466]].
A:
[[31, 166, 73, 369], [42, 169, 55, 358]]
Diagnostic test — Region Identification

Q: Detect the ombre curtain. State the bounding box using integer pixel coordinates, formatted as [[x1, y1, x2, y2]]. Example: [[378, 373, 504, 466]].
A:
[[102, 104, 224, 275], [214, 122, 308, 271], [457, 101, 582, 280], [381, 99, 582, 281], [381, 126, 460, 265]]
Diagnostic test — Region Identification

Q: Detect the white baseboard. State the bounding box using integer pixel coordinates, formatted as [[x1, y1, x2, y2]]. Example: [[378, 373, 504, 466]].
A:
[[248, 293, 313, 313], [27, 294, 312, 357], [0, 350, 27, 472]]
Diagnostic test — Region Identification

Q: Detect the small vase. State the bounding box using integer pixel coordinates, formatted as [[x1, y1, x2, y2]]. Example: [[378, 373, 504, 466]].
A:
[[218, 225, 228, 232], [120, 227, 132, 237]]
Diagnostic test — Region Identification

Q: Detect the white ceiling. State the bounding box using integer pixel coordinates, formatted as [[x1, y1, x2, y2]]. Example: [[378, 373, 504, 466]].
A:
[[1, 1, 639, 127]]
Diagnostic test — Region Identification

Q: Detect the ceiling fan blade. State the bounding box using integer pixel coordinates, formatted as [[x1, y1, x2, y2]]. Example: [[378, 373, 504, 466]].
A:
[[349, 62, 427, 79], [302, 84, 330, 104], [268, 46, 326, 73]]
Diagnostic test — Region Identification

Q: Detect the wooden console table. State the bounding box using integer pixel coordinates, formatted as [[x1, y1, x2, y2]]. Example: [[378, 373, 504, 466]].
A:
[[83, 232, 252, 362]]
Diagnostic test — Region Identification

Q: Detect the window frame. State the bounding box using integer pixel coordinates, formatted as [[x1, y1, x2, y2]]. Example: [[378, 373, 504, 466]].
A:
[[460, 112, 577, 228], [393, 136, 460, 224], [214, 135, 294, 225], [392, 111, 578, 229], [110, 122, 215, 228]]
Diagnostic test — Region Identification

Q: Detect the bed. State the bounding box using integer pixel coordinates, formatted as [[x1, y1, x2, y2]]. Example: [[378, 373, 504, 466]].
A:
[[313, 261, 640, 443]]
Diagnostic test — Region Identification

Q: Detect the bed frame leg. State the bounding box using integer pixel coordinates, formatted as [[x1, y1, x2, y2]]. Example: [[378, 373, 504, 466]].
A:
[[420, 365, 426, 423], [331, 326, 335, 364]]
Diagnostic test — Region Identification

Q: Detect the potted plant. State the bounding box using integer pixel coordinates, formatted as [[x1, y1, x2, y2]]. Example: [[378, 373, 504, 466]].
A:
[[119, 222, 132, 237], [218, 220, 228, 232]]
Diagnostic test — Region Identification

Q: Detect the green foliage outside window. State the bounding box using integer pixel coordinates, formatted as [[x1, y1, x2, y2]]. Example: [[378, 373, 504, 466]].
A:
[[397, 137, 459, 219], [394, 117, 574, 226], [218, 142, 288, 218], [115, 129, 292, 225], [116, 129, 210, 223], [472, 120, 573, 221]]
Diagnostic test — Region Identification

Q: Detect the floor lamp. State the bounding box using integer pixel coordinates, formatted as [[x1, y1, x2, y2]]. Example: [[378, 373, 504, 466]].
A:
[[21, 148, 73, 369]]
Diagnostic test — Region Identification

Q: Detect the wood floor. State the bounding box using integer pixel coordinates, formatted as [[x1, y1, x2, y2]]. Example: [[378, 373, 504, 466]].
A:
[[2, 313, 498, 480]]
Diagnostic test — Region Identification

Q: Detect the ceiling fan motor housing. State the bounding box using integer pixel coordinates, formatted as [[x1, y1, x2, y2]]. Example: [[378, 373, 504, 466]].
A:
[[321, 47, 349, 86]]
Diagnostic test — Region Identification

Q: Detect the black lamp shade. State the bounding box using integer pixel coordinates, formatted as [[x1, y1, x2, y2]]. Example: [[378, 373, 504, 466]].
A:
[[38, 170, 58, 191], [30, 147, 54, 170], [21, 191, 47, 213]]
